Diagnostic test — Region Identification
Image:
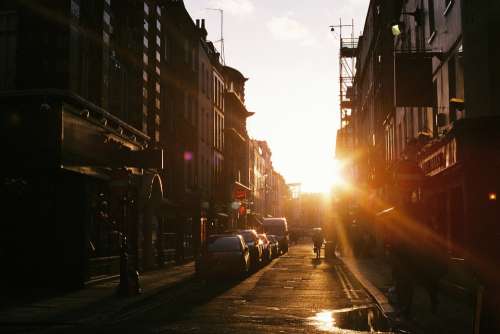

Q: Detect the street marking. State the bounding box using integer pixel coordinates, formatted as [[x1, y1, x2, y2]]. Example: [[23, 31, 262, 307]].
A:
[[335, 266, 353, 300], [338, 266, 360, 299]]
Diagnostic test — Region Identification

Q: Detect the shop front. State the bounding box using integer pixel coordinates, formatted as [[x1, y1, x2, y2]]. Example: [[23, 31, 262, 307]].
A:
[[0, 92, 164, 291], [417, 117, 500, 327], [231, 181, 252, 230], [418, 118, 500, 270]]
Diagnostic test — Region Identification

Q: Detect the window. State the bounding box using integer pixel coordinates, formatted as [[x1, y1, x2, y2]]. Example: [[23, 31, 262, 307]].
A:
[[192, 48, 196, 72], [205, 69, 209, 96], [448, 56, 457, 122], [103, 11, 110, 25], [163, 34, 170, 62], [0, 11, 17, 90], [428, 0, 436, 41], [103, 31, 109, 45], [71, 0, 80, 19], [184, 40, 189, 64], [201, 63, 205, 93]]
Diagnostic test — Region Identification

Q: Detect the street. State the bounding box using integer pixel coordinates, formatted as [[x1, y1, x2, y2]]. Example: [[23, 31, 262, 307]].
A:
[[43, 241, 395, 334]]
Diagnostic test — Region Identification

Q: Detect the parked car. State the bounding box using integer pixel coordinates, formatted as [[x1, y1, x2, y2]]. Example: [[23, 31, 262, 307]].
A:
[[267, 234, 280, 258], [236, 229, 263, 269], [258, 234, 272, 263], [196, 234, 250, 279], [263, 218, 289, 253]]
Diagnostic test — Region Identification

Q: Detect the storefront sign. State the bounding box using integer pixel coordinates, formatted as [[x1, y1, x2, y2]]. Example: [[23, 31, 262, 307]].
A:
[[420, 138, 457, 176], [234, 189, 246, 200]]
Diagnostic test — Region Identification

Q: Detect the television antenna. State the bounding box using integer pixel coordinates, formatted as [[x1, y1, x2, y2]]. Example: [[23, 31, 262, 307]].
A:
[[206, 8, 225, 65]]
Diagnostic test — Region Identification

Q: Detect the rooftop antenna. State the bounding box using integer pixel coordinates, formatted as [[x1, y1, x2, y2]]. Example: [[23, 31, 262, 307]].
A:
[[206, 8, 225, 65]]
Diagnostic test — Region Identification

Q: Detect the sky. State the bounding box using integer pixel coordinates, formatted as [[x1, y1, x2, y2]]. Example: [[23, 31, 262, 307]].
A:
[[184, 0, 369, 193]]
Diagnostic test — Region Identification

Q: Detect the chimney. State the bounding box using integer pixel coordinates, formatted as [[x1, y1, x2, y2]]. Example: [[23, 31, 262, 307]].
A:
[[199, 18, 208, 41], [196, 19, 200, 28]]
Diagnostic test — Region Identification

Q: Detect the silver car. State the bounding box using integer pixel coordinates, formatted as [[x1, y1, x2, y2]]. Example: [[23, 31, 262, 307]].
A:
[[197, 234, 251, 279]]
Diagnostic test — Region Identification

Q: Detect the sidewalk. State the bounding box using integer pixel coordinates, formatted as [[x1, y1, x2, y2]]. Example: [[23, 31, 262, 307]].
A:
[[341, 255, 475, 334], [0, 261, 195, 330]]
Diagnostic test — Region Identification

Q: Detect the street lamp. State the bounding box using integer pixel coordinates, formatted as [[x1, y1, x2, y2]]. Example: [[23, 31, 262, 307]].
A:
[[391, 7, 423, 36]]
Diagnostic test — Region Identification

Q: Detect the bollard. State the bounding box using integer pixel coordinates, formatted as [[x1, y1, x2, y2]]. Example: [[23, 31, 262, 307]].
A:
[[118, 234, 130, 296]]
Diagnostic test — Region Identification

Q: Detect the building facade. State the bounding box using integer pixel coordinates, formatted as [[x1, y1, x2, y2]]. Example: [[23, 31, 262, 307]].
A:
[[0, 0, 164, 289], [223, 65, 253, 229], [348, 1, 500, 330], [0, 0, 291, 292]]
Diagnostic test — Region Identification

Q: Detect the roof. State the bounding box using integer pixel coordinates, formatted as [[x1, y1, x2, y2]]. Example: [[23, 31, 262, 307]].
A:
[[223, 65, 248, 82]]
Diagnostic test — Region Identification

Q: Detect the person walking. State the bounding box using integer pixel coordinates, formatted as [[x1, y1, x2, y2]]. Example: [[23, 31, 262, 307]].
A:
[[312, 228, 324, 259]]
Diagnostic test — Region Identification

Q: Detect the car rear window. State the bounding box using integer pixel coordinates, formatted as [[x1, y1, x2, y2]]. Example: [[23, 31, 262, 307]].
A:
[[207, 237, 241, 252], [239, 231, 256, 243], [263, 225, 285, 235]]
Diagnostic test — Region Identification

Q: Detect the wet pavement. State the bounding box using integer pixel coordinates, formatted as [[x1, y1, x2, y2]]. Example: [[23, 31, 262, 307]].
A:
[[44, 241, 401, 334]]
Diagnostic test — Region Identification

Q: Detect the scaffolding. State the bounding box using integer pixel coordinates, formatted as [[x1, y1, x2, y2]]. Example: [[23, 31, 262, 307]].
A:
[[334, 19, 357, 131]]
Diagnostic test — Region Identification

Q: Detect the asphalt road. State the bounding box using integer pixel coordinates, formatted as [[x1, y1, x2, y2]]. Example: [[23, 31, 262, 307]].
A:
[[46, 241, 397, 333]]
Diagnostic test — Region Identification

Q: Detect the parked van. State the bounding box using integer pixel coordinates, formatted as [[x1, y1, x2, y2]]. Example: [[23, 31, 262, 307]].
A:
[[263, 218, 289, 253]]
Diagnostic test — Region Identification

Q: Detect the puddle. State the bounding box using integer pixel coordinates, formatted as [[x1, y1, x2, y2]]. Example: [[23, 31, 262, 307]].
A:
[[266, 306, 281, 311], [308, 305, 397, 333]]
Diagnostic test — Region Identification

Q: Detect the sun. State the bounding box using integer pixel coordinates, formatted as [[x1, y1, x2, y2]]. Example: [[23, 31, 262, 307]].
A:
[[300, 158, 347, 194]]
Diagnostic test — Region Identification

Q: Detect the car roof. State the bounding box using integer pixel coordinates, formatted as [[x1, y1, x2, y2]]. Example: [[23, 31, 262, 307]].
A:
[[208, 234, 241, 239], [262, 218, 287, 224], [239, 229, 257, 234]]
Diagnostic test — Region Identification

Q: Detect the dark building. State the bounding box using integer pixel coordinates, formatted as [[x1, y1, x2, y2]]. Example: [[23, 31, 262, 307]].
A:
[[0, 0, 164, 290], [223, 65, 253, 229], [195, 18, 213, 243], [209, 42, 227, 231], [352, 0, 400, 190], [350, 1, 500, 330], [159, 0, 202, 263]]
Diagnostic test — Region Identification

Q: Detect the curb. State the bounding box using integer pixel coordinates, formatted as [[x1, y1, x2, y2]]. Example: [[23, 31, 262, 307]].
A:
[[339, 256, 396, 316]]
